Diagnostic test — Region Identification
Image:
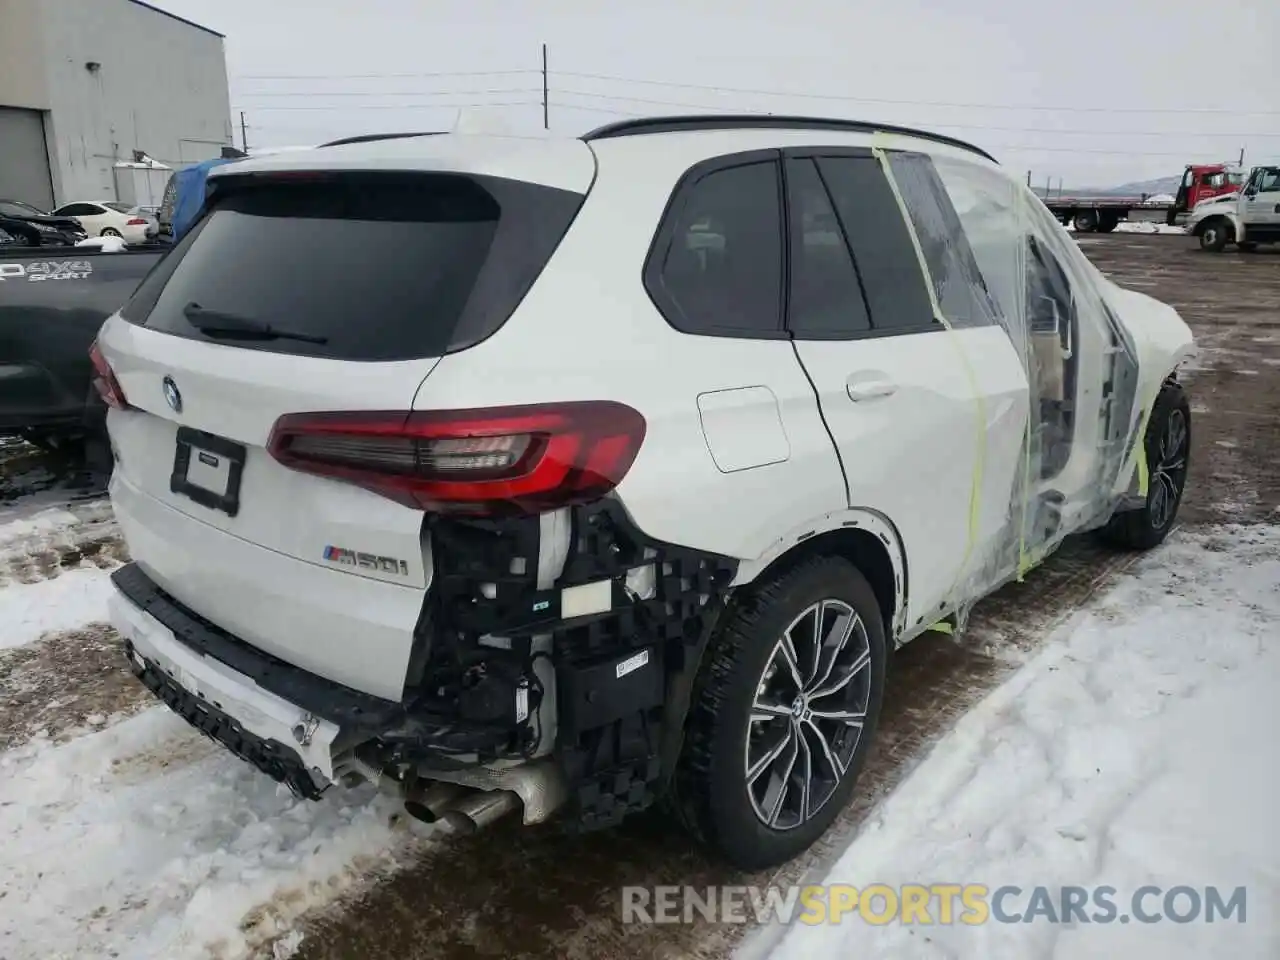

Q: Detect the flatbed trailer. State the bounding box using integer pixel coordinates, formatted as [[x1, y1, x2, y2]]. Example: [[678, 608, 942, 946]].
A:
[[1041, 196, 1174, 233]]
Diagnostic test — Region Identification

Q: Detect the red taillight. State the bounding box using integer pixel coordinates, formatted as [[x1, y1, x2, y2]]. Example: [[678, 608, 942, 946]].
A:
[[126, 217, 147, 225], [88, 339, 129, 409], [266, 401, 646, 516]]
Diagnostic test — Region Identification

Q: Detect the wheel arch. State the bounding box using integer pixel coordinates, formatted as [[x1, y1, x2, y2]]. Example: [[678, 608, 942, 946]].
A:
[[732, 509, 906, 642], [1192, 212, 1238, 238], [658, 509, 906, 786]]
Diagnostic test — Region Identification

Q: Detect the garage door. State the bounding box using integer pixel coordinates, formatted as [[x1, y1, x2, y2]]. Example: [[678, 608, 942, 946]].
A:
[[0, 107, 54, 211]]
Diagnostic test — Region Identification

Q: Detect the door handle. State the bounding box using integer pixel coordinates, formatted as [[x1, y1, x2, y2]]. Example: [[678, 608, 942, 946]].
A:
[[846, 378, 899, 401]]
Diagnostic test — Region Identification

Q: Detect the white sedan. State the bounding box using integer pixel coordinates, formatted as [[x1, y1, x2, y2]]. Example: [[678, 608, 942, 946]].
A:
[[50, 200, 156, 243]]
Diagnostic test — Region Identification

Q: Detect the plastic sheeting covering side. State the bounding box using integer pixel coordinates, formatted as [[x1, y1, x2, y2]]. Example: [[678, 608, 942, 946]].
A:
[[879, 150, 1141, 613]]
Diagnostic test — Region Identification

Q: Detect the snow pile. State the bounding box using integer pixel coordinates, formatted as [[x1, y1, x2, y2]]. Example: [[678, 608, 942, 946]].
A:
[[0, 507, 83, 550], [762, 526, 1280, 960], [1115, 221, 1186, 236], [0, 708, 416, 960], [0, 502, 125, 648], [76, 235, 128, 252], [0, 567, 119, 650]]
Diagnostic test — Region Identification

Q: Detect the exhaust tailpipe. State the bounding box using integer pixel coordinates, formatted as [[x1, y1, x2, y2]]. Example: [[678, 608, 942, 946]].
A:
[[402, 781, 468, 824], [438, 790, 521, 835], [400, 760, 566, 834]]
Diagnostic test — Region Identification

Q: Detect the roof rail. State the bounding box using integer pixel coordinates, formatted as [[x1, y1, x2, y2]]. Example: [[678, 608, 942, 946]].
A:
[[318, 132, 445, 148], [580, 114, 996, 163]]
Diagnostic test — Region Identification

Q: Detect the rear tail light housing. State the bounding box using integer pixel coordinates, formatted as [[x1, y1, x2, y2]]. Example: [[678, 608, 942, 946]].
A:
[[125, 217, 147, 225], [266, 401, 646, 516], [88, 339, 129, 409]]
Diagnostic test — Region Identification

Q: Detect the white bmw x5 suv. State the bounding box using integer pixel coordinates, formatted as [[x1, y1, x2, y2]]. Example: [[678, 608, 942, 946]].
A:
[[95, 115, 1194, 869]]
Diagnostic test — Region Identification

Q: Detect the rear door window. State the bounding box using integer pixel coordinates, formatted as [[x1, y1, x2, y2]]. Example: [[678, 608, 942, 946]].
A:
[[814, 156, 937, 334], [121, 172, 584, 361], [783, 157, 872, 338]]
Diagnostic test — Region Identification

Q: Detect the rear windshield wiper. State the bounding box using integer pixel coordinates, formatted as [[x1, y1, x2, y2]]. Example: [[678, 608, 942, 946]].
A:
[[182, 302, 329, 345]]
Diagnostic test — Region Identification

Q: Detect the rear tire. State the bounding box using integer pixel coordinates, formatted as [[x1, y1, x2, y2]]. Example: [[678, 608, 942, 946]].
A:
[[101, 227, 122, 238], [1100, 380, 1190, 551], [1096, 214, 1120, 234], [1073, 211, 1099, 233], [672, 556, 887, 870]]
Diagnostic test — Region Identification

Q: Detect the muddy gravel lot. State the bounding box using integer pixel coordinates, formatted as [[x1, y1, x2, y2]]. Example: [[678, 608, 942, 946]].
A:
[[1, 234, 1276, 960]]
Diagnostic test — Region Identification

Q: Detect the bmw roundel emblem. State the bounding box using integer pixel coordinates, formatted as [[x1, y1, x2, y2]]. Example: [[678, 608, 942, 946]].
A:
[[162, 376, 182, 413]]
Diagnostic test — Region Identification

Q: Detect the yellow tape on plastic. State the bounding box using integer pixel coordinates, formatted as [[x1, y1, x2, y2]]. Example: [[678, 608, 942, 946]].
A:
[[1016, 419, 1034, 581], [1134, 402, 1154, 497], [872, 139, 987, 596]]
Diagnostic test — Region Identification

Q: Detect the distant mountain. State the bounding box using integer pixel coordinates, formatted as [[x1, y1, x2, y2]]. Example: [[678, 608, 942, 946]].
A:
[[1029, 175, 1177, 199], [1033, 175, 1181, 199], [1099, 175, 1182, 197]]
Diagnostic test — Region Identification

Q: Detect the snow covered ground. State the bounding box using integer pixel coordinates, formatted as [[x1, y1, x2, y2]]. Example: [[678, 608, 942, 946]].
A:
[[3, 478, 1276, 959], [1068, 221, 1187, 237], [758, 525, 1280, 960], [1114, 221, 1187, 235], [0, 497, 433, 960]]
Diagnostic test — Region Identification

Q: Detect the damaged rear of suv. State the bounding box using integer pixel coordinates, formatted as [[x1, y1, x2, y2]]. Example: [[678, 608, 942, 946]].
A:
[[100, 118, 1194, 870], [100, 132, 748, 848]]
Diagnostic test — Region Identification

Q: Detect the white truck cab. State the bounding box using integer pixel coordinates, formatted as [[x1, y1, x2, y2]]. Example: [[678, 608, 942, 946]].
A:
[[1186, 164, 1280, 252]]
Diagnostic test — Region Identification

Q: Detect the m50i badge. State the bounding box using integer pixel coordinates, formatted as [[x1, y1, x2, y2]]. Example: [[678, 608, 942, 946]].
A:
[[323, 545, 409, 576]]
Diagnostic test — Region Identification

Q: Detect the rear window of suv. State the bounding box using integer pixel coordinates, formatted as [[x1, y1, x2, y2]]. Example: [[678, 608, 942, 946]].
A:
[[121, 171, 584, 361]]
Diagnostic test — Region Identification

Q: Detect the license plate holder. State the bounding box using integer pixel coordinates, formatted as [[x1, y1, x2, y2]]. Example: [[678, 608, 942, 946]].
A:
[[170, 426, 246, 517]]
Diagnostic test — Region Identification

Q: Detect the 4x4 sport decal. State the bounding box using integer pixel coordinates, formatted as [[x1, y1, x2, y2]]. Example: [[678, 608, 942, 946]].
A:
[[0, 260, 94, 282]]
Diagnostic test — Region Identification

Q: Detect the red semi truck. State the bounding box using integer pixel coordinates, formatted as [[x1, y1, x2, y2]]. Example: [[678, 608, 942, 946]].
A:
[[1042, 163, 1245, 233]]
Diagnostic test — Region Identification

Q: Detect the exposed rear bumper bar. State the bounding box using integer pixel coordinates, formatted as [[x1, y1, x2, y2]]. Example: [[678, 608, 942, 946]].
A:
[[109, 563, 407, 789], [110, 563, 404, 731]]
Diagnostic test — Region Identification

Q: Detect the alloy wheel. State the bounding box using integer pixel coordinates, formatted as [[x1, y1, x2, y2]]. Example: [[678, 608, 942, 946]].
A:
[[745, 599, 872, 830], [1150, 407, 1188, 530]]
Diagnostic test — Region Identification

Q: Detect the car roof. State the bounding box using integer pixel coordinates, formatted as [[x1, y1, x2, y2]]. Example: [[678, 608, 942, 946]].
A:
[[581, 114, 997, 163], [213, 133, 597, 194], [208, 117, 1005, 197]]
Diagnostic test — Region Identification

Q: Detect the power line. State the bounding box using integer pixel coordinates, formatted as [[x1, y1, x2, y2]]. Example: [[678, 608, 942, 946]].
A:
[[553, 70, 1280, 117], [233, 62, 1280, 117], [550, 89, 1280, 138], [237, 88, 540, 99], [235, 101, 540, 112], [238, 68, 538, 81], [546, 102, 1231, 158]]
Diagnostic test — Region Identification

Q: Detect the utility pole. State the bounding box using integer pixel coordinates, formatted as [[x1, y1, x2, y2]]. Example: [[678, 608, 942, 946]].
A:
[[541, 44, 549, 130], [1026, 170, 1032, 187], [1239, 146, 1245, 167], [239, 111, 249, 153]]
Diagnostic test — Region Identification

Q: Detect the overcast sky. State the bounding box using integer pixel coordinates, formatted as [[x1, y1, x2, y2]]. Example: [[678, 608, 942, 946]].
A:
[[150, 0, 1278, 187]]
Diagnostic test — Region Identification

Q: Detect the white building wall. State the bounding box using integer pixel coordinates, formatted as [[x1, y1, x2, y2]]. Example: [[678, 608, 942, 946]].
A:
[[29, 0, 233, 202], [0, 0, 51, 110]]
